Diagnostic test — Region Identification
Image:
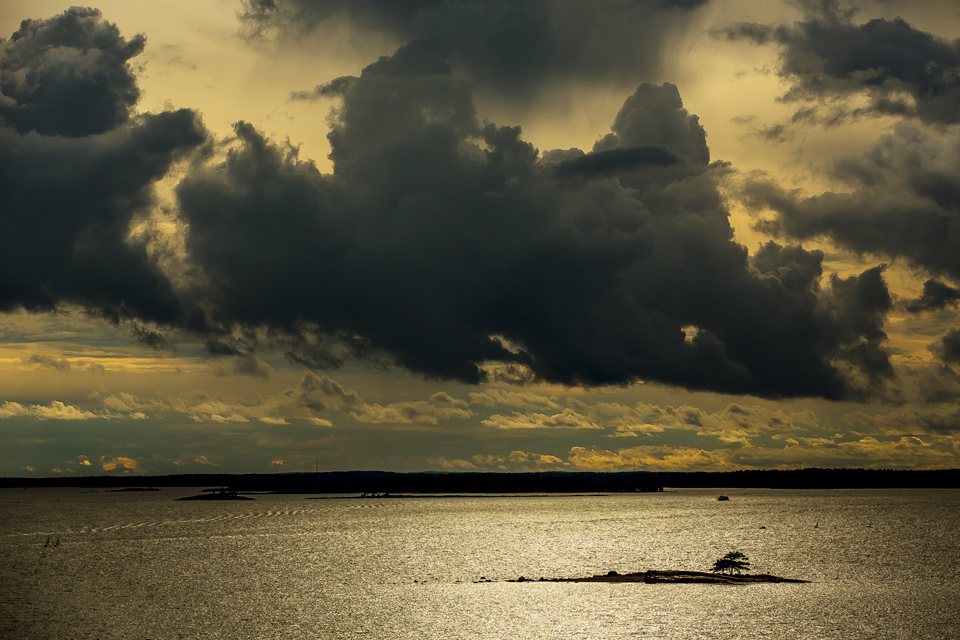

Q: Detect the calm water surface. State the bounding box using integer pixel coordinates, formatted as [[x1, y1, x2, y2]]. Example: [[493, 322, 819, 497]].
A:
[[1, 488, 957, 639]]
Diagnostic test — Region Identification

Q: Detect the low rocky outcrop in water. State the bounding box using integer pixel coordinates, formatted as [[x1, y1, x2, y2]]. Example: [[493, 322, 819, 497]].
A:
[[176, 488, 253, 501], [498, 570, 807, 584]]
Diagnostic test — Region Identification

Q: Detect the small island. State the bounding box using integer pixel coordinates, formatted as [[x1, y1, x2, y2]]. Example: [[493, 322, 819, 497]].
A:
[[503, 569, 806, 584], [493, 551, 806, 584], [176, 487, 254, 501]]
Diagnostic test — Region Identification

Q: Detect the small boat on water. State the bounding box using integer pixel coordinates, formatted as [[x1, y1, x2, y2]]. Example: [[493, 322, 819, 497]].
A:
[[717, 495, 730, 501]]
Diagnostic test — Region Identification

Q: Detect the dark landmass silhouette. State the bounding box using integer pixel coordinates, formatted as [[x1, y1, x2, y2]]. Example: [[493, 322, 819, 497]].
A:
[[4, 468, 959, 492], [309, 492, 604, 500], [500, 570, 807, 584], [176, 488, 254, 501]]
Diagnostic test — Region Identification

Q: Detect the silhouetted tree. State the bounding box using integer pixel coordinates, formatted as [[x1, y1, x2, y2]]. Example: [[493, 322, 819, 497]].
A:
[[711, 551, 750, 575]]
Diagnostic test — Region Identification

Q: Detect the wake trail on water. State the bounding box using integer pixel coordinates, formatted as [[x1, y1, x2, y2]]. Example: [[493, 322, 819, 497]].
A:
[[4, 508, 319, 538]]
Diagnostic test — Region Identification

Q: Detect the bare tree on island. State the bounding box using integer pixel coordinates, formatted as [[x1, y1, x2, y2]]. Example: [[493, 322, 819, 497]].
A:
[[711, 551, 751, 575]]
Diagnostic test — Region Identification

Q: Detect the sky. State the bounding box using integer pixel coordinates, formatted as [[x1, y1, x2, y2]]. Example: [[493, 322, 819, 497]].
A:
[[2, 0, 960, 477]]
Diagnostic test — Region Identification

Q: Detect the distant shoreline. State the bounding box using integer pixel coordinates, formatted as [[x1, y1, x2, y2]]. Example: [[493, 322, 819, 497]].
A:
[[307, 492, 615, 499], [3, 468, 959, 492]]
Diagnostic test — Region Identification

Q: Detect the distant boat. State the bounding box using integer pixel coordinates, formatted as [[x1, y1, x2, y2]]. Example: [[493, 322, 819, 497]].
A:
[[717, 495, 730, 501]]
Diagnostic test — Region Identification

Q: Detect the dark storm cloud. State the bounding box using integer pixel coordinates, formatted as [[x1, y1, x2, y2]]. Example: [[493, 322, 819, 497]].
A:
[[241, 0, 712, 96], [722, 3, 960, 125], [822, 266, 894, 384], [905, 280, 960, 313], [932, 328, 960, 366], [130, 323, 175, 352], [0, 9, 207, 326], [554, 145, 683, 179], [920, 327, 960, 402], [0, 8, 897, 399], [175, 43, 892, 399], [0, 7, 145, 136], [740, 122, 960, 283]]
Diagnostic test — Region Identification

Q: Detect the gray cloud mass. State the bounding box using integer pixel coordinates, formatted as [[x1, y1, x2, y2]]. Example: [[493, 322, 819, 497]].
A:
[[176, 42, 892, 398], [0, 8, 206, 328], [932, 328, 960, 366], [727, 3, 960, 376], [241, 0, 713, 98], [905, 280, 960, 314], [1, 7, 902, 400], [741, 122, 960, 284], [724, 2, 960, 125], [0, 7, 144, 137]]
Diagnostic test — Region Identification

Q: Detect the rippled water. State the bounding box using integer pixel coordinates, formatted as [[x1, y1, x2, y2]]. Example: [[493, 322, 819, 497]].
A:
[[1, 487, 958, 639]]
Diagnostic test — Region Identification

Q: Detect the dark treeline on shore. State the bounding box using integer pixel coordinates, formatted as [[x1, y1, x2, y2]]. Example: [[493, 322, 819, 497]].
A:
[[2, 468, 960, 492]]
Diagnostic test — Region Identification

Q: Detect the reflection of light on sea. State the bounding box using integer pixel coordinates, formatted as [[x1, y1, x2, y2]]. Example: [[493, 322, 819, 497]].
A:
[[5, 508, 316, 538], [0, 489, 957, 639]]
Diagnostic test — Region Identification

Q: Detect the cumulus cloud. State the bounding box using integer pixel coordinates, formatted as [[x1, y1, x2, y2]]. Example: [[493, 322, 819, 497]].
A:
[[468, 388, 560, 410], [905, 280, 960, 313], [350, 392, 472, 424], [290, 371, 361, 411], [440, 450, 566, 471], [97, 371, 364, 425], [567, 444, 734, 471], [725, 7, 960, 393], [576, 398, 821, 442], [0, 8, 206, 326], [93, 372, 474, 428], [0, 9, 902, 401], [174, 42, 895, 399], [0, 400, 97, 420], [587, 400, 701, 436], [723, 3, 960, 125], [453, 434, 959, 472], [0, 7, 144, 137], [931, 328, 960, 367], [505, 450, 565, 471], [845, 404, 960, 436], [100, 455, 140, 473], [428, 457, 478, 470], [741, 123, 960, 285], [482, 408, 601, 430], [184, 400, 251, 423]]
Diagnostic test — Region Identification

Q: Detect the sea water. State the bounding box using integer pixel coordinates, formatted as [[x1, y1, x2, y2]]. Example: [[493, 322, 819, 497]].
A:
[[1, 488, 957, 639]]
